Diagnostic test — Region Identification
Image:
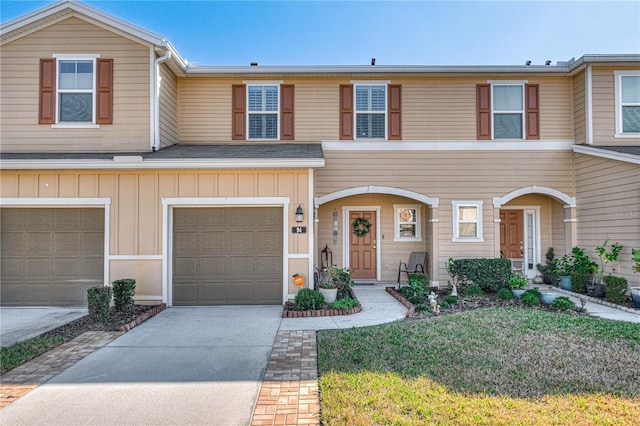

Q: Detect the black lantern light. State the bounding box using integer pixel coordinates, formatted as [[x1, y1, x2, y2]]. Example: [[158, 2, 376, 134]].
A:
[[295, 205, 304, 222]]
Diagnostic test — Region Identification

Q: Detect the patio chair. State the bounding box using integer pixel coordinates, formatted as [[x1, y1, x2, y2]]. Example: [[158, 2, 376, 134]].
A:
[[397, 251, 428, 289]]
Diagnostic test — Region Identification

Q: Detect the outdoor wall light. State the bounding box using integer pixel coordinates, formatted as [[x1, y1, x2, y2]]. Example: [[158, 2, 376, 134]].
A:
[[295, 205, 304, 222]]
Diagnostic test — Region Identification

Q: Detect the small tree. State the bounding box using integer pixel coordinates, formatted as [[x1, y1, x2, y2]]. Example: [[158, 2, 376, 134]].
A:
[[537, 247, 559, 284], [595, 240, 623, 283]]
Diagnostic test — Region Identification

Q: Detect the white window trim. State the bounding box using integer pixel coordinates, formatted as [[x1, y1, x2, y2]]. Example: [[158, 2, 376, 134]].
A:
[[353, 82, 388, 140], [491, 83, 525, 140], [614, 70, 640, 138], [246, 83, 280, 140], [452, 201, 484, 242], [52, 54, 101, 129], [393, 204, 422, 241]]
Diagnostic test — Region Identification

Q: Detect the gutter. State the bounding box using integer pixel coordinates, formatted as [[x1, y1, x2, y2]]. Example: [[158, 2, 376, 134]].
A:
[[153, 46, 172, 151]]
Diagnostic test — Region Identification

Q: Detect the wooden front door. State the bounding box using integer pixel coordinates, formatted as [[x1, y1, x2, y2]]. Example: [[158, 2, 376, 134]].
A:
[[349, 210, 376, 280], [500, 210, 524, 259]]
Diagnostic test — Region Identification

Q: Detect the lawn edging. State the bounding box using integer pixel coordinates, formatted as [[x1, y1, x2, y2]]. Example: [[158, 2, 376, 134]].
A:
[[118, 303, 167, 331], [386, 286, 415, 318]]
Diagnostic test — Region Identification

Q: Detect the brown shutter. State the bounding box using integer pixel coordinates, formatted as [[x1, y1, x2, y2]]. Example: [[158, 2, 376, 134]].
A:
[[388, 84, 402, 140], [525, 84, 540, 140], [95, 59, 113, 124], [280, 84, 294, 140], [477, 84, 491, 140], [339, 84, 353, 140], [232, 84, 246, 140], [39, 59, 56, 124]]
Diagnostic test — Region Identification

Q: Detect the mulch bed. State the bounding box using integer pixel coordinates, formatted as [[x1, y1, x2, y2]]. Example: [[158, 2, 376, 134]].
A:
[[39, 304, 165, 343], [282, 289, 361, 318]]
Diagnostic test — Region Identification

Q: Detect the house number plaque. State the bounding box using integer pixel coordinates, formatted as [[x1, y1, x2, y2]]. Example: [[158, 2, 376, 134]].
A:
[[292, 226, 307, 234]]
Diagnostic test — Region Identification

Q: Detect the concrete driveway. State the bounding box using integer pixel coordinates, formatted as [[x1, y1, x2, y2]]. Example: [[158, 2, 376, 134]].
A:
[[0, 306, 88, 346], [0, 305, 283, 426]]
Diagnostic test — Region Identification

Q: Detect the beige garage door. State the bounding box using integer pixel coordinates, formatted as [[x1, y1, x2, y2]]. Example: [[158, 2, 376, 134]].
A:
[[1, 208, 104, 306], [172, 207, 283, 305]]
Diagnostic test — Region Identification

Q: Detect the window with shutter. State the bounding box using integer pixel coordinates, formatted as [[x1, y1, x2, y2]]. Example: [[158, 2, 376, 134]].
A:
[[355, 84, 386, 139], [248, 85, 279, 139], [477, 82, 540, 140]]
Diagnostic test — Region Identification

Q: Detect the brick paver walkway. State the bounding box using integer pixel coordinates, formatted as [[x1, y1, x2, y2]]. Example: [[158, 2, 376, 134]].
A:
[[251, 330, 320, 426], [0, 331, 121, 409]]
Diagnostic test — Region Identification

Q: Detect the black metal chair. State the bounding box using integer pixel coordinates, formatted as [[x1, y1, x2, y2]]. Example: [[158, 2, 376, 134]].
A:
[[397, 251, 428, 289]]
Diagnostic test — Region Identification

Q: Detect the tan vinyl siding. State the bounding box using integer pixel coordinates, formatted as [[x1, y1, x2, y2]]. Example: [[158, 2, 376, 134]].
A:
[[575, 153, 640, 286], [159, 62, 178, 148], [573, 70, 586, 144], [0, 17, 151, 152], [591, 68, 616, 144]]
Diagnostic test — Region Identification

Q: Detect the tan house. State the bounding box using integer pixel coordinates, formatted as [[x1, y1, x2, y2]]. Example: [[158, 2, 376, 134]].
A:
[[1, 1, 638, 306]]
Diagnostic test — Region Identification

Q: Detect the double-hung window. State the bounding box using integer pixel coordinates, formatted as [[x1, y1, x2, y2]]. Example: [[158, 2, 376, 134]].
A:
[[452, 201, 483, 242], [355, 84, 386, 138], [394, 205, 421, 241], [615, 71, 640, 136], [58, 59, 95, 123], [492, 84, 524, 139], [248, 85, 279, 139]]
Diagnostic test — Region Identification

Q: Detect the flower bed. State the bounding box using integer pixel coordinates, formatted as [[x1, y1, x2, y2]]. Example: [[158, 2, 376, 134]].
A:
[[282, 288, 361, 318]]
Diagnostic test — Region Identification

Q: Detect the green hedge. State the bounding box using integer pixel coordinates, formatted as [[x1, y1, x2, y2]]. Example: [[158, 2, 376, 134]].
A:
[[448, 258, 512, 293], [571, 271, 590, 294], [87, 286, 112, 324], [112, 278, 136, 311], [605, 276, 628, 304]]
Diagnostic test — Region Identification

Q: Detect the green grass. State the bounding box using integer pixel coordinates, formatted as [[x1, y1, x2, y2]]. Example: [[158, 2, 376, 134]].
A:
[[318, 307, 640, 425], [1, 335, 65, 374]]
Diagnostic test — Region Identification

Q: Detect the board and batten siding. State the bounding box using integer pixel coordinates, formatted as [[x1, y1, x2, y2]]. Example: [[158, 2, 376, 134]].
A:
[[0, 17, 151, 152], [575, 153, 640, 286]]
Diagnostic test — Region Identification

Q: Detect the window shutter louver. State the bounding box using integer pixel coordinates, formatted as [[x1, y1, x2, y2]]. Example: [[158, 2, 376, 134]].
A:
[[95, 58, 113, 124], [339, 84, 354, 140], [388, 84, 402, 140], [525, 84, 540, 139], [477, 84, 491, 140], [39, 59, 56, 124], [232, 84, 246, 140], [280, 84, 294, 140]]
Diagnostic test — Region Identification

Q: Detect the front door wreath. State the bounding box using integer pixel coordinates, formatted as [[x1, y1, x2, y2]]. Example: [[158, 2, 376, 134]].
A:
[[352, 217, 371, 237]]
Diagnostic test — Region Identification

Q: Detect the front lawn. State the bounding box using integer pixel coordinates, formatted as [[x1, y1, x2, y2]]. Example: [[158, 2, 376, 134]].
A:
[[317, 307, 640, 425]]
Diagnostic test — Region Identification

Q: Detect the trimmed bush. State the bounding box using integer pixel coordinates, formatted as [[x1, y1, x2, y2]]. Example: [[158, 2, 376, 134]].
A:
[[295, 288, 324, 310], [497, 288, 514, 300], [447, 258, 512, 293], [87, 286, 112, 324], [112, 278, 136, 311], [465, 285, 484, 297], [551, 296, 576, 311], [521, 291, 540, 307], [605, 276, 628, 304], [571, 271, 590, 294]]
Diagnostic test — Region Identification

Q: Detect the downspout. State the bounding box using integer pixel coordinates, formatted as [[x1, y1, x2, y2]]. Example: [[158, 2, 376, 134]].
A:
[[153, 46, 172, 151]]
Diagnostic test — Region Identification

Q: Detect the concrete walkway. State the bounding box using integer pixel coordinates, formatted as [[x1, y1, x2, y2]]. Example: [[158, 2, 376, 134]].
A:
[[0, 306, 88, 347]]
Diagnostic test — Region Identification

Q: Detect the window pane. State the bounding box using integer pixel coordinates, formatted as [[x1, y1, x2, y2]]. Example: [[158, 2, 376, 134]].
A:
[[248, 87, 262, 111], [248, 113, 277, 139], [356, 113, 385, 138], [370, 86, 386, 111], [623, 106, 640, 132], [264, 86, 278, 111], [355, 86, 369, 111], [59, 93, 92, 122], [59, 60, 93, 90], [459, 223, 477, 238], [494, 113, 523, 138], [493, 86, 523, 111], [355, 85, 386, 111], [399, 208, 415, 223], [399, 224, 416, 238], [459, 206, 477, 221], [622, 76, 640, 104]]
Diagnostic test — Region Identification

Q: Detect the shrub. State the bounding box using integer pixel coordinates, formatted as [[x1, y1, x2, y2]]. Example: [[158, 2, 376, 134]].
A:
[[497, 288, 514, 300], [465, 285, 483, 297], [520, 291, 540, 307], [447, 258, 511, 293], [537, 247, 559, 284], [605, 276, 628, 304], [442, 295, 459, 305], [508, 274, 528, 289], [295, 288, 324, 310], [524, 288, 542, 299], [407, 272, 429, 286], [407, 276, 431, 302], [571, 271, 590, 294], [87, 286, 112, 324], [551, 296, 575, 311], [330, 297, 360, 313], [112, 278, 136, 311]]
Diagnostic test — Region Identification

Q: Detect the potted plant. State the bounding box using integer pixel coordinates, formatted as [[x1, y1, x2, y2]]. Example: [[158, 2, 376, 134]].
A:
[[508, 274, 528, 298], [555, 252, 574, 291], [537, 247, 559, 285], [589, 240, 623, 298], [571, 247, 597, 294], [629, 249, 640, 308], [319, 265, 354, 304], [540, 291, 558, 304]]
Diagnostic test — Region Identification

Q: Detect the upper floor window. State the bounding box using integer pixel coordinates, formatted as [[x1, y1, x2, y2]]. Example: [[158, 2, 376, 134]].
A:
[[355, 84, 386, 138], [58, 59, 94, 122], [394, 204, 421, 241], [476, 82, 539, 140], [452, 201, 484, 242], [248, 85, 279, 139], [615, 71, 640, 136]]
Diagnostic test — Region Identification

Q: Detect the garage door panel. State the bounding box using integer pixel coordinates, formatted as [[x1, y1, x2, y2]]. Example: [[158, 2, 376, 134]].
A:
[[1, 208, 104, 306], [173, 282, 199, 305], [172, 207, 282, 305]]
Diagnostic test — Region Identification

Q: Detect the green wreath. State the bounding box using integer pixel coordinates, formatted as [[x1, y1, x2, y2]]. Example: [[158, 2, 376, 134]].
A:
[[352, 217, 371, 237]]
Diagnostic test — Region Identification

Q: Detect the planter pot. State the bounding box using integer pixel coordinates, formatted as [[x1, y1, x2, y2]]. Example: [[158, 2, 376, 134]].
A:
[[559, 275, 572, 291], [319, 287, 337, 304], [511, 289, 526, 299], [586, 284, 605, 298], [541, 292, 558, 305], [630, 287, 640, 308]]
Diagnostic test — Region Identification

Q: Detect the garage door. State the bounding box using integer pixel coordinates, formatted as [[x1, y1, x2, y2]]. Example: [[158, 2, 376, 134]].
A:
[[172, 207, 283, 305], [1, 208, 104, 306]]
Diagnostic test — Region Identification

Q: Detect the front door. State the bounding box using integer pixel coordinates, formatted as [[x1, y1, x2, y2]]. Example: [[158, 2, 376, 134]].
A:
[[349, 210, 376, 280], [500, 209, 524, 260]]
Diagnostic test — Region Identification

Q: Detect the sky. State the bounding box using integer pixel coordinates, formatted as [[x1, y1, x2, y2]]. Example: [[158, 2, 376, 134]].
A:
[[1, 0, 639, 67]]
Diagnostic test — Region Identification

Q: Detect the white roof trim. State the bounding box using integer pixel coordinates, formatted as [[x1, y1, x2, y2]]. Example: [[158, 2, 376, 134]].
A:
[[493, 186, 576, 208], [573, 145, 640, 165], [0, 158, 325, 170], [315, 185, 439, 208], [322, 140, 575, 151]]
